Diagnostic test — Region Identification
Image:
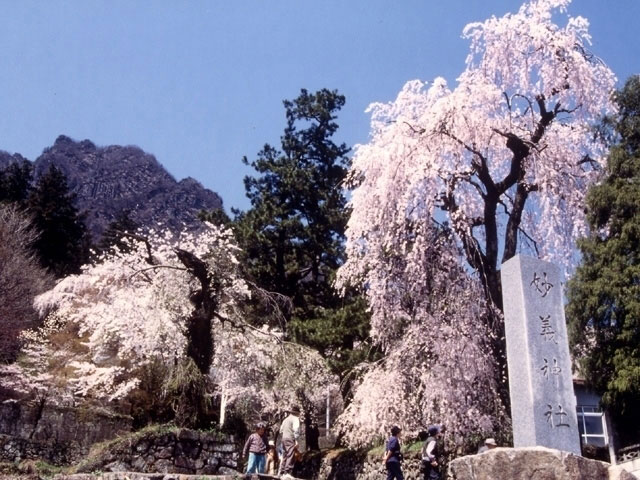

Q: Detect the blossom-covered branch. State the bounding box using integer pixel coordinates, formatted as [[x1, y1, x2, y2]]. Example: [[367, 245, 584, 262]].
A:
[[337, 0, 616, 448]]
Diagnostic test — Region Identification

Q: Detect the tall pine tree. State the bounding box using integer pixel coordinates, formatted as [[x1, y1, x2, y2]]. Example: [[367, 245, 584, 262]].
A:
[[233, 89, 374, 380], [0, 160, 32, 205], [28, 164, 90, 277], [567, 75, 640, 447]]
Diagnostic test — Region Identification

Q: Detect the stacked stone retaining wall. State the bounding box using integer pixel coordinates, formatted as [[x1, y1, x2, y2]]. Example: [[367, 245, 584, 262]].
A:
[[73, 428, 240, 476], [0, 399, 131, 465]]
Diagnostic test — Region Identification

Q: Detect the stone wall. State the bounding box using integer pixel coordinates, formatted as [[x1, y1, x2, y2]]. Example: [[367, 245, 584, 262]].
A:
[[295, 446, 621, 480], [0, 398, 131, 465], [53, 472, 284, 480], [53, 474, 283, 480], [73, 428, 240, 476], [609, 458, 640, 479]]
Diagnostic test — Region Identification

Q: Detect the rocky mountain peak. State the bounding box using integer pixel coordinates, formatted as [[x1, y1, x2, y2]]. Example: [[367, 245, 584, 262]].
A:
[[2, 136, 224, 238]]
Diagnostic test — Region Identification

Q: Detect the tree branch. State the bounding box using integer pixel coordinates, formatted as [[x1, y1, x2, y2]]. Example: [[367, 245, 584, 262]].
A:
[[439, 129, 496, 194], [403, 121, 426, 135], [128, 264, 189, 281], [118, 231, 158, 265]]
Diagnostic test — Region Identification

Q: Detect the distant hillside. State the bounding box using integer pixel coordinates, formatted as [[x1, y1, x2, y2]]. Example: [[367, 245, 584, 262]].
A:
[[0, 135, 223, 238]]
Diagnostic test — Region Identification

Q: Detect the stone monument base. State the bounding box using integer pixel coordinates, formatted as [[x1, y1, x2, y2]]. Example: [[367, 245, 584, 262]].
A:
[[448, 447, 610, 480]]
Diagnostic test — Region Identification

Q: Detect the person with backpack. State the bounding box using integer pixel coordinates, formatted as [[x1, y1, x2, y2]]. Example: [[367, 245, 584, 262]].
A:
[[421, 425, 442, 480]]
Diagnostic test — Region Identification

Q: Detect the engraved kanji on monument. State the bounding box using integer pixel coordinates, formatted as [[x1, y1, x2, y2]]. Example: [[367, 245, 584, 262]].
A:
[[501, 255, 581, 455]]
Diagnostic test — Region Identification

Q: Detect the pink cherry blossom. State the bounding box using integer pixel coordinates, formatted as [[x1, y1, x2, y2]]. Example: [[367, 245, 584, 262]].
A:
[[336, 0, 615, 448]]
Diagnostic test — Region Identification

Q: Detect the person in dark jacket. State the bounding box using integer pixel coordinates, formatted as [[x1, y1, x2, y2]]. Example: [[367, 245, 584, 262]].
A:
[[383, 425, 404, 480], [243, 422, 268, 474]]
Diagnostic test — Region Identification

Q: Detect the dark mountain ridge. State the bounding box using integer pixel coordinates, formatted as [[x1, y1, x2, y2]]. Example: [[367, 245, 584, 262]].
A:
[[0, 135, 223, 238]]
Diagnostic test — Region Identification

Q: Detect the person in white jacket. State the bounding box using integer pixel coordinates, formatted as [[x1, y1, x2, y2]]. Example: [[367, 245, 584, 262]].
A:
[[421, 425, 442, 480], [279, 406, 301, 476]]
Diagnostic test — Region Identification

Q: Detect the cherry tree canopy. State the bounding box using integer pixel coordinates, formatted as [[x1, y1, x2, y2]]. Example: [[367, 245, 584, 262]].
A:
[[336, 230, 507, 448], [8, 224, 339, 423], [211, 324, 341, 425], [337, 0, 615, 447], [29, 225, 248, 400], [339, 0, 616, 312]]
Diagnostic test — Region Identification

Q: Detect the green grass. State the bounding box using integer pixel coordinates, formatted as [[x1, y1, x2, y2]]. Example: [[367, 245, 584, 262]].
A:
[[0, 459, 68, 479], [367, 444, 385, 457], [70, 422, 229, 474], [404, 440, 424, 453], [71, 422, 180, 473], [32, 460, 65, 479], [366, 439, 424, 459]]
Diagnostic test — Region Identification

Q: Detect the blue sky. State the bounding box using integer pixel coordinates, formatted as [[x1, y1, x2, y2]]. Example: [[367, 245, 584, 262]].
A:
[[1, 0, 638, 212]]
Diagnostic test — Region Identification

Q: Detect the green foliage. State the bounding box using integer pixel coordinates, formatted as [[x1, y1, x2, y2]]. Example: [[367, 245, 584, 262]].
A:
[[198, 206, 232, 227], [127, 358, 174, 428], [234, 88, 350, 298], [86, 352, 214, 431], [162, 357, 213, 429], [95, 209, 139, 256], [233, 88, 375, 383], [27, 164, 90, 277], [566, 75, 640, 447], [288, 294, 374, 379], [72, 423, 180, 474], [0, 459, 66, 479], [0, 160, 32, 205], [220, 407, 249, 439]]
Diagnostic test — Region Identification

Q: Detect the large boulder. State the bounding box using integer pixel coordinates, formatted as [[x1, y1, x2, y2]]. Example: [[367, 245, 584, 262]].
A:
[[618, 471, 638, 480], [448, 447, 609, 480]]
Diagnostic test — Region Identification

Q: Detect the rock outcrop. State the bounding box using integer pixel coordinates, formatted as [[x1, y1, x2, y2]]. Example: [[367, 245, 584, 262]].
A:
[[0, 135, 224, 238], [448, 447, 610, 480]]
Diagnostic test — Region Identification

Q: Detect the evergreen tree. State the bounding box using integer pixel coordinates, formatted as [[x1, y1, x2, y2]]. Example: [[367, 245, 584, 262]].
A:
[[27, 164, 90, 277], [0, 160, 32, 205], [96, 209, 139, 256], [233, 89, 374, 381], [566, 75, 640, 447], [198, 207, 232, 228]]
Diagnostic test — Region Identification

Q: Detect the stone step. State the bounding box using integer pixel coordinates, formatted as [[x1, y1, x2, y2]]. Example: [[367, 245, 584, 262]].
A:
[[54, 473, 300, 480]]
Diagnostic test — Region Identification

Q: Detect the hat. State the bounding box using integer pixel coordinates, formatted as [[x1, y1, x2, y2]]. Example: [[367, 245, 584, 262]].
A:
[[390, 425, 402, 435], [289, 405, 301, 414], [485, 438, 497, 446], [268, 440, 275, 446], [428, 426, 439, 436]]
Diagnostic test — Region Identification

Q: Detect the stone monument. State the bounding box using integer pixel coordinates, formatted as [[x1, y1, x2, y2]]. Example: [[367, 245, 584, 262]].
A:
[[501, 255, 581, 455]]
